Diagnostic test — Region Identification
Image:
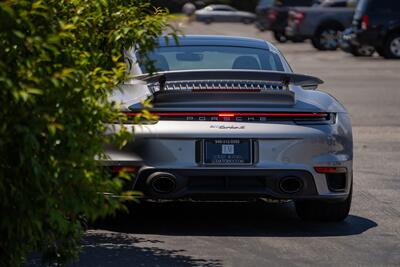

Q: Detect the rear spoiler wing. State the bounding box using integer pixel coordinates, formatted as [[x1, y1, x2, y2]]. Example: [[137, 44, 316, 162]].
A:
[[134, 70, 324, 90]]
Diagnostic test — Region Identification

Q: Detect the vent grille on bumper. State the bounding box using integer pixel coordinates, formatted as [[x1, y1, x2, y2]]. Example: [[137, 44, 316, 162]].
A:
[[326, 173, 347, 192]]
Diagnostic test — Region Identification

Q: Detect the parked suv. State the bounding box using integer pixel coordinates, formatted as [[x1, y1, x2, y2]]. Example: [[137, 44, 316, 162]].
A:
[[353, 0, 400, 59]]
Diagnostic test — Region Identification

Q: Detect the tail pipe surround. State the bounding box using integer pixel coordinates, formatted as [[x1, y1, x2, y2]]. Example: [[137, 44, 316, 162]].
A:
[[279, 176, 304, 194], [148, 172, 177, 194]]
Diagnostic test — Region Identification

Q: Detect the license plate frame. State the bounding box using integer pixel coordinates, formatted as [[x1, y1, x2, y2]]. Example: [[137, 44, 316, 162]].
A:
[[202, 139, 253, 166]]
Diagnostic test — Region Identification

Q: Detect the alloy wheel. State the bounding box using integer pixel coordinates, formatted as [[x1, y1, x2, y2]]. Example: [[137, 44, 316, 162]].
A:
[[357, 46, 375, 56], [320, 29, 339, 50], [390, 37, 400, 57]]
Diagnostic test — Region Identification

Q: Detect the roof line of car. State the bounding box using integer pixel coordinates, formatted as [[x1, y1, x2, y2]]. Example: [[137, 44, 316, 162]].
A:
[[157, 35, 272, 50]]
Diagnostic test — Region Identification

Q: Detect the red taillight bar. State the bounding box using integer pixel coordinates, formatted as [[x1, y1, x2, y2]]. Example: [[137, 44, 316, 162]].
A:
[[314, 167, 346, 173], [293, 11, 305, 20], [218, 113, 235, 117], [111, 166, 139, 174], [125, 112, 328, 118]]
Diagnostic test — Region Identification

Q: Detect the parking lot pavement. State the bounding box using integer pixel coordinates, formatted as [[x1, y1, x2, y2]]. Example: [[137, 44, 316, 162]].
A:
[[73, 22, 400, 267]]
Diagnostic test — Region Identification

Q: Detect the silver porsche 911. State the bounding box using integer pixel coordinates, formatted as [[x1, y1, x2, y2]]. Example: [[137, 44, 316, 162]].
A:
[[104, 35, 353, 222]]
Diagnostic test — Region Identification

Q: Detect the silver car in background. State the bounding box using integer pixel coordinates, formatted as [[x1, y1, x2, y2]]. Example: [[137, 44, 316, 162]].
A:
[[195, 5, 256, 24], [104, 35, 353, 222]]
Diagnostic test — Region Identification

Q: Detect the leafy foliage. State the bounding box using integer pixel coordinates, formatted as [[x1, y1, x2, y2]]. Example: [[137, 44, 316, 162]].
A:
[[0, 0, 173, 266]]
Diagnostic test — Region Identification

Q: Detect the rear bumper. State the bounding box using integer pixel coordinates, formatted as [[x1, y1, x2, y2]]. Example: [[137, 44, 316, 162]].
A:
[[354, 29, 384, 48], [102, 115, 353, 201], [130, 168, 350, 201]]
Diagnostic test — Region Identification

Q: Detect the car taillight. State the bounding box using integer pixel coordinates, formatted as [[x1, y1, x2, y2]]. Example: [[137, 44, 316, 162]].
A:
[[361, 15, 369, 30], [268, 10, 278, 21], [314, 167, 346, 174], [123, 112, 336, 125], [111, 166, 139, 174], [292, 11, 305, 25]]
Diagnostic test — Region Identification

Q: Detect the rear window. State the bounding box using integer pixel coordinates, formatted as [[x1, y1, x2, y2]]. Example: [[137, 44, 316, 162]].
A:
[[354, 0, 368, 20], [367, 0, 400, 12], [355, 0, 400, 18], [143, 46, 284, 73], [278, 0, 314, 7]]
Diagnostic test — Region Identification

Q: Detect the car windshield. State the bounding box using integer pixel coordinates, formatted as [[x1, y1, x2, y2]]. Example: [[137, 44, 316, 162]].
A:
[[143, 46, 284, 73]]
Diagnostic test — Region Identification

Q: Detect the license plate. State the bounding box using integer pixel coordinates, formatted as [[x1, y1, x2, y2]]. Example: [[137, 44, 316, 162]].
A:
[[203, 139, 252, 165]]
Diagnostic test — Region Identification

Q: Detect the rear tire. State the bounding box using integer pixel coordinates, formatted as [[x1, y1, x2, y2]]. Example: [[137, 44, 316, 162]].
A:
[[204, 18, 213, 24], [258, 26, 267, 32], [375, 46, 385, 57], [350, 45, 375, 57], [242, 18, 254, 24], [291, 37, 306, 43], [273, 31, 288, 43], [311, 38, 320, 49], [382, 33, 400, 59], [295, 185, 352, 222], [312, 25, 342, 51], [256, 21, 267, 31]]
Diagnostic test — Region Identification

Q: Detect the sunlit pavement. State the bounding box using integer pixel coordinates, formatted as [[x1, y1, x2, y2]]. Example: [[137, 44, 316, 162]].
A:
[[60, 22, 400, 267]]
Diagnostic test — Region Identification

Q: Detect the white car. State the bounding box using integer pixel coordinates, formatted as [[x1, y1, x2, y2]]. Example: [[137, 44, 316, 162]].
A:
[[195, 5, 256, 24]]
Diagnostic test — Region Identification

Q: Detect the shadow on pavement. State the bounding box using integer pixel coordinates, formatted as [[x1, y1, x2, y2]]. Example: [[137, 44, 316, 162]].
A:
[[94, 201, 377, 238], [68, 231, 222, 267]]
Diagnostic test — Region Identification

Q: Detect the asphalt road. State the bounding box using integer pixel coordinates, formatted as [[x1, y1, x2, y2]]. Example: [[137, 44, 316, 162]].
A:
[[73, 22, 400, 267]]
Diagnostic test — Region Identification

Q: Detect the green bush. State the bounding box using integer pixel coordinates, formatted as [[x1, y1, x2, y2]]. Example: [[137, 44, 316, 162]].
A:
[[0, 1, 174, 266]]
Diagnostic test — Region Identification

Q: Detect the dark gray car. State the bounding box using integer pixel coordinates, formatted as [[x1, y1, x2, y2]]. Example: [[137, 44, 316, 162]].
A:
[[195, 5, 256, 24]]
